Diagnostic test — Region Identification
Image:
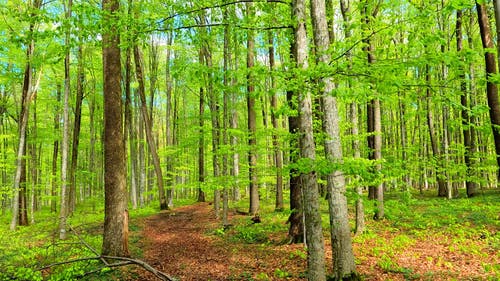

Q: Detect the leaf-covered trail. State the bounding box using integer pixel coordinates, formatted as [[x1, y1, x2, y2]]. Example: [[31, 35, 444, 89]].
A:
[[137, 203, 231, 280], [130, 202, 307, 280]]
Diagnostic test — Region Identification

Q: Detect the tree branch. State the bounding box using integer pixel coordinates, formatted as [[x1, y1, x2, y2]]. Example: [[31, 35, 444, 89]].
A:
[[160, 0, 290, 24]]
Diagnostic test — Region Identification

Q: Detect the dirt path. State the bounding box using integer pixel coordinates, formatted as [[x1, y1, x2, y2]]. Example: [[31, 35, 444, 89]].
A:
[[131, 202, 306, 281], [136, 203, 233, 280]]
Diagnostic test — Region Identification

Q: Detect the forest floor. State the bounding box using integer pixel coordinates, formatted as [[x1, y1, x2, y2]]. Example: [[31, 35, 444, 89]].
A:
[[125, 201, 500, 281]]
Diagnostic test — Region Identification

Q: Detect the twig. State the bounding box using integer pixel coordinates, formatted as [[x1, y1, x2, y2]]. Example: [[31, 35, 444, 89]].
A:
[[102, 255, 176, 281], [37, 255, 176, 281], [68, 224, 109, 266]]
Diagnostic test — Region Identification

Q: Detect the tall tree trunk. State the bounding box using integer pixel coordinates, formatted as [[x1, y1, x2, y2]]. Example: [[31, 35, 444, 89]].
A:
[[476, 2, 500, 179], [165, 34, 175, 208], [231, 27, 240, 202], [310, 0, 358, 278], [458, 9, 478, 197], [11, 0, 42, 231], [222, 8, 231, 225], [51, 86, 61, 213], [133, 45, 168, 210], [124, 9, 138, 209], [425, 64, 447, 197], [340, 0, 364, 235], [102, 0, 129, 257], [246, 3, 259, 216], [293, 0, 326, 279], [59, 0, 72, 239], [362, 0, 384, 219], [68, 43, 84, 214], [269, 32, 284, 212], [198, 57, 206, 203]]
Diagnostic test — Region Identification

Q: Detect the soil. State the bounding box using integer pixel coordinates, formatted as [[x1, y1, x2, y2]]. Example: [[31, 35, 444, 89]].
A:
[[127, 202, 499, 281]]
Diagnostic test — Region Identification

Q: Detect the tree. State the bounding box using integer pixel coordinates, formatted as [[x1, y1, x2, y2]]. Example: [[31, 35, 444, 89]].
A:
[[10, 0, 43, 231], [476, 1, 500, 179], [293, 0, 326, 279], [247, 2, 259, 217], [310, 0, 358, 279], [59, 0, 73, 240], [362, 0, 384, 219], [102, 0, 129, 257], [134, 45, 168, 211]]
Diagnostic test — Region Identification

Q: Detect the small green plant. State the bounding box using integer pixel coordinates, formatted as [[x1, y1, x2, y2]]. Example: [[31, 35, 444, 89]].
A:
[[289, 249, 307, 260], [274, 268, 291, 278], [377, 254, 402, 273]]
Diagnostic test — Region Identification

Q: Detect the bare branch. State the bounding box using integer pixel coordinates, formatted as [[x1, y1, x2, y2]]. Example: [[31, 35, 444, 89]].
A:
[[160, 0, 290, 24]]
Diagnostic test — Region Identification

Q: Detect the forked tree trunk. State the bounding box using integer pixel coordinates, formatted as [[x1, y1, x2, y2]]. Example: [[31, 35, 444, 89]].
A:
[[102, 0, 129, 257], [134, 45, 168, 210], [293, 0, 326, 279], [310, 0, 358, 279]]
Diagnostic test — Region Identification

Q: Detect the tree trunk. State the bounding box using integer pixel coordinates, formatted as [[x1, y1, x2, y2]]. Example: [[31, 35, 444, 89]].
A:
[[310, 0, 358, 278], [269, 32, 284, 212], [362, 0, 384, 218], [165, 34, 175, 209], [247, 2, 259, 216], [124, 16, 138, 209], [425, 64, 447, 197], [222, 9, 231, 225], [459, 9, 478, 197], [102, 0, 129, 257], [69, 43, 84, 214], [198, 65, 206, 203], [51, 85, 61, 213], [294, 0, 326, 279], [133, 45, 168, 210], [476, 2, 500, 179]]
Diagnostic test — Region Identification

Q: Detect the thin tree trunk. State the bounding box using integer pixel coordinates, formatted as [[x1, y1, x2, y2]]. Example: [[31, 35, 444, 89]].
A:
[[425, 64, 447, 197], [59, 0, 73, 239], [247, 2, 259, 216], [198, 60, 206, 203], [69, 43, 84, 214], [222, 8, 231, 226], [124, 18, 138, 209], [51, 85, 61, 213], [231, 26, 240, 202], [362, 0, 384, 218], [269, 32, 284, 212], [133, 45, 168, 210], [165, 34, 175, 208], [102, 0, 129, 257]]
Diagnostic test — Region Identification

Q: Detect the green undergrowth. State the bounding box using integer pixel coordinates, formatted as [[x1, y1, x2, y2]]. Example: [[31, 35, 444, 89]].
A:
[[0, 200, 160, 281], [217, 189, 499, 280], [354, 189, 500, 279]]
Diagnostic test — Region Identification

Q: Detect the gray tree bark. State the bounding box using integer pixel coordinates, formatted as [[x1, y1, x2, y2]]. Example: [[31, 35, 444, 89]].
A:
[[310, 0, 358, 279], [293, 0, 326, 279]]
